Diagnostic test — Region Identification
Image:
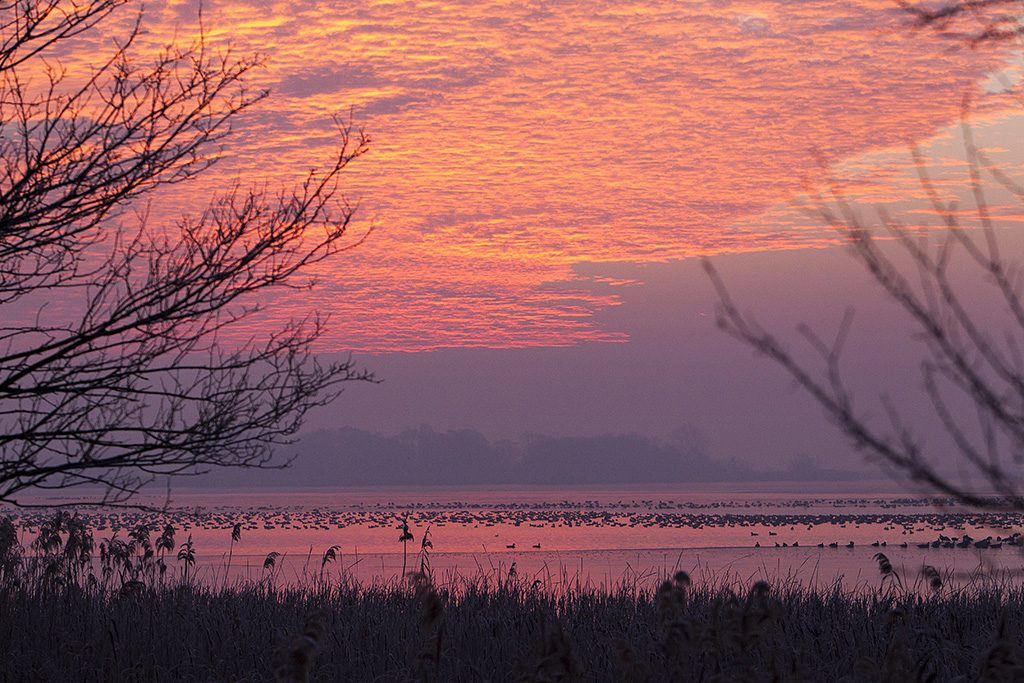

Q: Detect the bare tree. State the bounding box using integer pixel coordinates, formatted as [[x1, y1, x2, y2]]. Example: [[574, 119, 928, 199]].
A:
[[0, 1, 374, 505], [705, 123, 1024, 510], [703, 2, 1024, 511]]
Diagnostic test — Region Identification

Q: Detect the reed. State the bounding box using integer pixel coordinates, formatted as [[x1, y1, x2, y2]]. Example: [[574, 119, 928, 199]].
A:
[[2, 513, 1023, 681]]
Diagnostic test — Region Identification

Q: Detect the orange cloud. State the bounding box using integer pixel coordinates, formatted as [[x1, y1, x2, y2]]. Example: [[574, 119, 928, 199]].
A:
[[44, 0, 1024, 351]]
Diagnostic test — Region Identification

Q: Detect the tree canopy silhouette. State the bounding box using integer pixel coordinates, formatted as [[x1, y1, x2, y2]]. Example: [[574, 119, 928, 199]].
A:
[[0, 0, 373, 505]]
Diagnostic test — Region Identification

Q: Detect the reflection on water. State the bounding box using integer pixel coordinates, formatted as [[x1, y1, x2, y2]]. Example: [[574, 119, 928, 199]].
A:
[[7, 484, 1024, 590]]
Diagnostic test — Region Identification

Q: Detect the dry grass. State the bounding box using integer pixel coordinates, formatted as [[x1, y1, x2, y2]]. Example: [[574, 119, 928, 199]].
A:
[[2, 567, 1023, 680], [1, 514, 1023, 681]]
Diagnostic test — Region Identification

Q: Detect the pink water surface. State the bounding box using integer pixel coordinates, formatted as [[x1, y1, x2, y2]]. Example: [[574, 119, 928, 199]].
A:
[[7, 482, 1024, 591]]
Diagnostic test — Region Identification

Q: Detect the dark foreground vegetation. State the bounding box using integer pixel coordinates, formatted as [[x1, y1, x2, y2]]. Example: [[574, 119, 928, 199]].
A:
[[2, 514, 1024, 681], [4, 571, 1024, 682]]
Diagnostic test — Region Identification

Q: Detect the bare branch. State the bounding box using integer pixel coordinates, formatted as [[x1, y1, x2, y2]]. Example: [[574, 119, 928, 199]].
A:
[[0, 2, 377, 505], [704, 85, 1024, 511]]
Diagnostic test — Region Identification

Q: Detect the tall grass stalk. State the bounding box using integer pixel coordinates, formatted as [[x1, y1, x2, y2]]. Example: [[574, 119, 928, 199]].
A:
[[4, 512, 1024, 681]]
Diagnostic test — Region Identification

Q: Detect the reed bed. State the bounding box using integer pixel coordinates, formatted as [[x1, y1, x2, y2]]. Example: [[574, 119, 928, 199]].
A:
[[1, 514, 1023, 681], [4, 572, 1024, 681]]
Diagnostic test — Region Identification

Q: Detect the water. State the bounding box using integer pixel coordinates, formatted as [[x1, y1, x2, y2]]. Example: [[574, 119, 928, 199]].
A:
[[8, 482, 1024, 590]]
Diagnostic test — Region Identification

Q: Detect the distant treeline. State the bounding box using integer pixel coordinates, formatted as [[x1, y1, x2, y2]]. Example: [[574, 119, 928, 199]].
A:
[[197, 427, 865, 487]]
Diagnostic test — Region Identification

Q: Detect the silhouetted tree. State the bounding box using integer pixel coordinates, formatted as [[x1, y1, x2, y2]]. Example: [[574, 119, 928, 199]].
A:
[[704, 2, 1024, 510], [0, 1, 373, 505], [706, 119, 1024, 507]]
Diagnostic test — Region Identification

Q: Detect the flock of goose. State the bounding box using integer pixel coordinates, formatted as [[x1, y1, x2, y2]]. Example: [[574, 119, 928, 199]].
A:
[[3, 496, 1024, 556], [755, 532, 1024, 550]]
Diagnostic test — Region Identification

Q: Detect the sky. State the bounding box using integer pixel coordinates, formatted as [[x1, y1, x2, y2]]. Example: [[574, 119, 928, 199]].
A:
[[56, 1, 1024, 473]]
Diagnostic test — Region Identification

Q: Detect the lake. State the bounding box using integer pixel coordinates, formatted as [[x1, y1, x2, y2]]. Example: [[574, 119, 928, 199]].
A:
[[7, 482, 1024, 591]]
